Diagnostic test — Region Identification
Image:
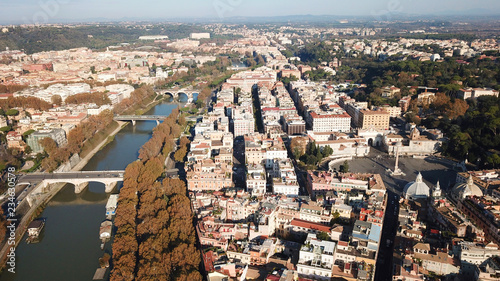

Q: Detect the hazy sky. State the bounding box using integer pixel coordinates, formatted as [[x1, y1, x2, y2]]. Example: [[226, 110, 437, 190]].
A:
[[1, 0, 499, 24]]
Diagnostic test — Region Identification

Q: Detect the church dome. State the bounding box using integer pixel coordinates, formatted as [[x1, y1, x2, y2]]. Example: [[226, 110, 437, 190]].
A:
[[451, 175, 483, 200], [403, 172, 430, 200]]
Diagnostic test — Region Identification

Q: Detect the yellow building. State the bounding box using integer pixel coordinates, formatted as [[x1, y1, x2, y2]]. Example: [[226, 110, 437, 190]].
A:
[[357, 109, 390, 130]]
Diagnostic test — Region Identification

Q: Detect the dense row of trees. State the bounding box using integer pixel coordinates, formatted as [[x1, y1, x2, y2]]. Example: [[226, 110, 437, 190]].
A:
[[112, 164, 201, 280], [174, 136, 190, 162], [0, 96, 52, 111], [112, 106, 202, 280], [113, 86, 156, 115], [65, 92, 111, 106], [138, 108, 181, 163], [0, 84, 28, 94]]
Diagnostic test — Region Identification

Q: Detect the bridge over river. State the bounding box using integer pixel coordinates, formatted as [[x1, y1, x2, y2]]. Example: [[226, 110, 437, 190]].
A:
[[114, 115, 167, 125], [19, 169, 179, 193]]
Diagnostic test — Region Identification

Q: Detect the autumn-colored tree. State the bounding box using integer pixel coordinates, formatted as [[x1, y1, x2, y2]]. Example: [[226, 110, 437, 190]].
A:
[[51, 95, 62, 106], [111, 161, 141, 281], [290, 137, 307, 159], [0, 96, 52, 111], [138, 137, 163, 162], [431, 92, 451, 113], [112, 101, 201, 280], [179, 136, 190, 148], [174, 147, 187, 162], [170, 124, 181, 138], [113, 85, 156, 114], [65, 92, 111, 106], [0, 215, 6, 245], [0, 84, 28, 94], [41, 157, 59, 172], [138, 157, 164, 186], [448, 99, 469, 119], [39, 137, 57, 155], [197, 87, 211, 102], [67, 127, 85, 150], [178, 114, 186, 127]]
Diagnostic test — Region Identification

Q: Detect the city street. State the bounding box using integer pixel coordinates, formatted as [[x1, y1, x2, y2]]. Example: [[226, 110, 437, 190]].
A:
[[233, 137, 247, 189]]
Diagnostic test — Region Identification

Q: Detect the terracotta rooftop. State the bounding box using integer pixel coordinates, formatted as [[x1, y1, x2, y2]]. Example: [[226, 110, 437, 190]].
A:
[[290, 218, 330, 233]]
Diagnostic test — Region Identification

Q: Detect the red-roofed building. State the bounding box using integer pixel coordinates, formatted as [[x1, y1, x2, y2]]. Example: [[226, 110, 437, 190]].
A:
[[0, 93, 13, 99], [203, 250, 217, 273], [265, 274, 281, 281], [6, 131, 25, 151], [309, 111, 351, 133], [22, 63, 53, 72], [359, 208, 384, 225], [287, 218, 331, 239]]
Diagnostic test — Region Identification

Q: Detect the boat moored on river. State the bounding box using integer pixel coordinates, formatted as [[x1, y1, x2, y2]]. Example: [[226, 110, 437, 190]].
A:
[[26, 218, 45, 244]]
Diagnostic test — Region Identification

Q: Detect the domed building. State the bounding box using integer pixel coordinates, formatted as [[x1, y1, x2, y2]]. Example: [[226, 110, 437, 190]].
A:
[[451, 175, 483, 201], [403, 173, 430, 200]]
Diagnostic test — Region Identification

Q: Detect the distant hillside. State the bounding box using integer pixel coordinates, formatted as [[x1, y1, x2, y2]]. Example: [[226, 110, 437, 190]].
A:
[[0, 24, 208, 54]]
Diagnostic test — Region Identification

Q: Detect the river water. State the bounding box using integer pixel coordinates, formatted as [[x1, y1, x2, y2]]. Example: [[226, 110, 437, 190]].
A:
[[0, 99, 180, 281]]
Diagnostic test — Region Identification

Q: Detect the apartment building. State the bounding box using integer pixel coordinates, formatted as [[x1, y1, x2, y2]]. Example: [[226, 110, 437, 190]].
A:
[[310, 111, 351, 132], [357, 109, 390, 130]]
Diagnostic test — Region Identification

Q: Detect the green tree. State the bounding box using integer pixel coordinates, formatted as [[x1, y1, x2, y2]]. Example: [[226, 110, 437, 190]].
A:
[[317, 231, 331, 241], [340, 160, 349, 173], [5, 109, 19, 116], [487, 154, 500, 167], [322, 146, 333, 157], [195, 99, 204, 109], [22, 129, 35, 139]]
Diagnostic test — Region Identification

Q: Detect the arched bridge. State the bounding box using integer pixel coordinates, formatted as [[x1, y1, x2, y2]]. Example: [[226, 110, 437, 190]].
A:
[[19, 171, 124, 193], [19, 169, 179, 193], [113, 115, 166, 125], [156, 89, 198, 102]]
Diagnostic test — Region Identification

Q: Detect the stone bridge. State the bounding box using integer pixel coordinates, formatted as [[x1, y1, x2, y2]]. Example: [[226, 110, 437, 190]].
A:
[[19, 171, 124, 194], [156, 89, 198, 102], [113, 115, 166, 126]]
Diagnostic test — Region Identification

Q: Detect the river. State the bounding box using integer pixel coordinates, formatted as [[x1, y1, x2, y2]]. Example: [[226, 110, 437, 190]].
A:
[[0, 99, 181, 281]]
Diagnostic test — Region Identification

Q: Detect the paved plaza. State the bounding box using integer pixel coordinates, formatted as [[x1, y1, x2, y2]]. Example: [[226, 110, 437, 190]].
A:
[[329, 149, 458, 195]]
